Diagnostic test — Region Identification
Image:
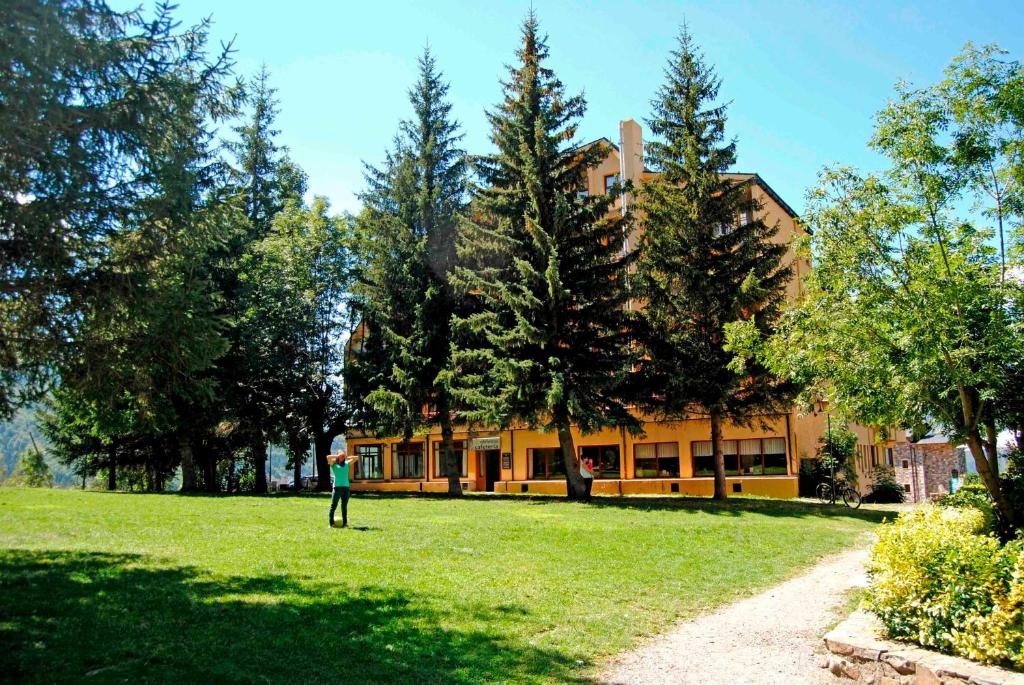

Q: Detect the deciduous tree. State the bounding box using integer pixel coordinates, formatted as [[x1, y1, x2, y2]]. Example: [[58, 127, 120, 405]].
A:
[[743, 44, 1024, 527]]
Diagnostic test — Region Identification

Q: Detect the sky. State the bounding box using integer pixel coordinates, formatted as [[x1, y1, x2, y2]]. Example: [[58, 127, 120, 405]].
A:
[[127, 0, 1024, 216]]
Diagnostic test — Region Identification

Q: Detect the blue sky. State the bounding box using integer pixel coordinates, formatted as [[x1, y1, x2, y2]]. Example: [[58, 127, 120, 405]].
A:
[[138, 1, 1023, 216]]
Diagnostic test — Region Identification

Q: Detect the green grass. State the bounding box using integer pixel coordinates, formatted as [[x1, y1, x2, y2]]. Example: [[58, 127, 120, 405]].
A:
[[0, 488, 895, 684]]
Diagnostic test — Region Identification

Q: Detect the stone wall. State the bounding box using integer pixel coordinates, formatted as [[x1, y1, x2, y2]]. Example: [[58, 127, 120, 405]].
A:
[[892, 443, 966, 503], [824, 610, 1024, 685]]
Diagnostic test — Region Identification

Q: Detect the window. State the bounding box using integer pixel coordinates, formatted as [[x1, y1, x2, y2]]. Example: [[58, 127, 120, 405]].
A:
[[904, 483, 911, 492], [886, 447, 894, 466], [692, 440, 738, 476], [692, 438, 787, 476], [432, 441, 468, 478], [901, 460, 909, 469], [635, 442, 680, 478], [604, 173, 619, 193], [762, 438, 788, 474], [392, 442, 424, 479], [354, 444, 383, 480], [576, 189, 589, 199], [580, 445, 621, 479], [530, 447, 565, 479], [739, 211, 750, 226]]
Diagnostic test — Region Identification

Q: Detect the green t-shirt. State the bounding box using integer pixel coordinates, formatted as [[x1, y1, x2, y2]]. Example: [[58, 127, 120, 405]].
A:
[[331, 461, 350, 488]]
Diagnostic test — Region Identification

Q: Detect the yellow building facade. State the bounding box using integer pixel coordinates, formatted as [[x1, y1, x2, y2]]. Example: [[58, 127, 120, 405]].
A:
[[345, 120, 902, 498]]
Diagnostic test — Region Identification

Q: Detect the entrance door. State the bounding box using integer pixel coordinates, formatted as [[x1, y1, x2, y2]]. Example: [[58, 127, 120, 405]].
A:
[[484, 450, 500, 492]]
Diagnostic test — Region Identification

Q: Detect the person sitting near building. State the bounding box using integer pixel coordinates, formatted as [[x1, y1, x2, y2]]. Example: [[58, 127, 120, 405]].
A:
[[580, 456, 595, 502], [328, 450, 359, 528]]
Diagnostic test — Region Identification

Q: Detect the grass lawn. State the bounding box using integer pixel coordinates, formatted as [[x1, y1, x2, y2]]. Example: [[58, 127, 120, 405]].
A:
[[0, 488, 896, 684]]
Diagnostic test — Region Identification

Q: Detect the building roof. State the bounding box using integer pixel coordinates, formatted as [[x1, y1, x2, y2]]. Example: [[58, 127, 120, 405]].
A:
[[914, 432, 953, 445]]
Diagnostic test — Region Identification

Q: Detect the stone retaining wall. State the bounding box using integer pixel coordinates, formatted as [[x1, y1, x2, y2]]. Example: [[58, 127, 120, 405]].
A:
[[823, 610, 1024, 685]]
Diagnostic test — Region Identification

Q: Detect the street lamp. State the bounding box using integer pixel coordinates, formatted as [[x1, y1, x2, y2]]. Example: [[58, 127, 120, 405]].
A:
[[815, 397, 836, 504]]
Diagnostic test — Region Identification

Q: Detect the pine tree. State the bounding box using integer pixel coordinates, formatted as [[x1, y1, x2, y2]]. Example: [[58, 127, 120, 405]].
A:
[[449, 13, 637, 500], [348, 48, 468, 496], [633, 28, 794, 500]]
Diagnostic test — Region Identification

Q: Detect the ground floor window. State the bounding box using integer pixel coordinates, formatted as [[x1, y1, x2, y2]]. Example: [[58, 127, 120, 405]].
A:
[[634, 442, 680, 478], [529, 447, 565, 479], [692, 440, 735, 476], [354, 444, 384, 479], [692, 438, 787, 476], [579, 445, 621, 478], [392, 442, 424, 479], [432, 440, 468, 478]]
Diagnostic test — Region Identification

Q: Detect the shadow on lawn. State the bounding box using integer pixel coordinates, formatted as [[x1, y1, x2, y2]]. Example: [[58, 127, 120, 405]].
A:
[[0, 549, 588, 685], [350, 491, 902, 524]]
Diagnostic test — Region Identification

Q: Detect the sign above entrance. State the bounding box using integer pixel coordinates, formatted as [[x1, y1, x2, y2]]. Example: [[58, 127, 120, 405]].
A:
[[471, 436, 501, 451]]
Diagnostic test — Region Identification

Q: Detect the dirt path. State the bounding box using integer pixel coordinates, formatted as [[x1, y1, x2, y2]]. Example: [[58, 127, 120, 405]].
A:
[[600, 544, 871, 685]]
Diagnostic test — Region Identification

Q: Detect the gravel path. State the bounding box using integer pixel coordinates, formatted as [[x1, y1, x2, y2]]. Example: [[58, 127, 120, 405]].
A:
[[600, 544, 871, 685]]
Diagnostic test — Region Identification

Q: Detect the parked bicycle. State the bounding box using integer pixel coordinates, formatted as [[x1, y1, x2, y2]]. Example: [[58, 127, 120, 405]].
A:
[[815, 477, 862, 509]]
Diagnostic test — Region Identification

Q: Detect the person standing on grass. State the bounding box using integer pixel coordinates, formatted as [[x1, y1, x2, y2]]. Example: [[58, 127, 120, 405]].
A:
[[329, 451, 358, 528], [580, 455, 595, 502]]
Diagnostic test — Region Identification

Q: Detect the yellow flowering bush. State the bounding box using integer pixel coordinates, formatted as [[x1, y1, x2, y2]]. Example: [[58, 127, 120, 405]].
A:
[[951, 539, 1024, 667], [867, 505, 1024, 666]]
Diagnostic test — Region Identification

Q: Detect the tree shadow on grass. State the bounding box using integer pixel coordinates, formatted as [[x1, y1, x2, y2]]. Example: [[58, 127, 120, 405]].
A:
[[350, 491, 902, 524], [0, 549, 588, 685]]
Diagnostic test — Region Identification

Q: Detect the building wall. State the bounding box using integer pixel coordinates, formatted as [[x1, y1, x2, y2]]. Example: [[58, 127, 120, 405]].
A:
[[347, 412, 803, 497], [892, 442, 966, 503], [344, 120, 906, 499]]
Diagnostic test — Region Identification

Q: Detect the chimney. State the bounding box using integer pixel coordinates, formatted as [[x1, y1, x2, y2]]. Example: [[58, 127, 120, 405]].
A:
[[619, 119, 643, 184]]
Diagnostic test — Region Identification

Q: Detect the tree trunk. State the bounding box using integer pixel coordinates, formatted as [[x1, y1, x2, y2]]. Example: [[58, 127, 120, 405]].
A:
[[202, 446, 218, 493], [252, 435, 268, 494], [314, 433, 332, 492], [107, 444, 117, 491], [555, 405, 586, 500], [288, 432, 304, 492], [711, 410, 728, 500], [438, 398, 462, 497], [179, 435, 197, 492], [967, 424, 1016, 530]]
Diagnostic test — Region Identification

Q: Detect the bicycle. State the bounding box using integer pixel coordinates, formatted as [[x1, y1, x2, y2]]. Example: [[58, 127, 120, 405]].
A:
[[815, 478, 862, 509]]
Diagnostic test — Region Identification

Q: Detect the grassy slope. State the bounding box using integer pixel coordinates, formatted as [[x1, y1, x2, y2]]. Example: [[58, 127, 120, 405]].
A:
[[0, 489, 893, 684]]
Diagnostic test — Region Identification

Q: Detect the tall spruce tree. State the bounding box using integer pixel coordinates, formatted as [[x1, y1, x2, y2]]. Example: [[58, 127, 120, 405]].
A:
[[348, 48, 468, 496], [449, 13, 637, 500], [0, 1, 236, 419], [633, 28, 794, 500], [214, 65, 306, 493]]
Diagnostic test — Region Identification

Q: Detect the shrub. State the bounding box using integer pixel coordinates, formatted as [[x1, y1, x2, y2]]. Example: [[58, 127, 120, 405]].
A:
[[939, 482, 997, 533], [952, 539, 1024, 667], [867, 505, 1024, 667], [864, 464, 904, 504]]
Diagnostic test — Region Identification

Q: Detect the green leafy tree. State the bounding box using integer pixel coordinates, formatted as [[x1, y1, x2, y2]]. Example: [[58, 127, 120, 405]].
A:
[[816, 424, 858, 486], [449, 13, 637, 499], [633, 28, 794, 500], [10, 447, 52, 488], [348, 49, 467, 496], [748, 44, 1024, 527], [241, 198, 354, 491]]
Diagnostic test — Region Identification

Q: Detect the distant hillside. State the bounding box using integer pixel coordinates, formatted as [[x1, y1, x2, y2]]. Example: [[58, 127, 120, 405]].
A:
[[0, 408, 76, 487]]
